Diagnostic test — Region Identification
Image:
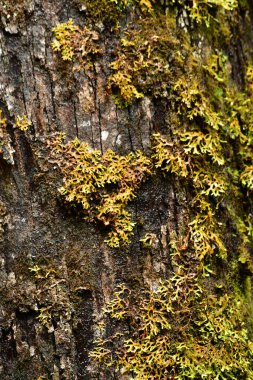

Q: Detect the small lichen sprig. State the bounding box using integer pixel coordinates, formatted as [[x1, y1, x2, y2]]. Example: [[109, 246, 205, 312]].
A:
[[15, 115, 31, 131], [110, 0, 154, 12], [0, 110, 7, 158], [52, 19, 101, 69], [49, 134, 152, 247], [223, 90, 253, 191], [0, 109, 7, 130], [246, 65, 253, 95]]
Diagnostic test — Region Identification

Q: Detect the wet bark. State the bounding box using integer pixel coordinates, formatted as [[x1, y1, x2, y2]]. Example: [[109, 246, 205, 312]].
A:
[[0, 1, 252, 379]]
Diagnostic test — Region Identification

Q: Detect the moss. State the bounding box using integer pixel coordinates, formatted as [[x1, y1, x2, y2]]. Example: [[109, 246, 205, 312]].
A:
[[108, 12, 186, 107], [91, 238, 253, 379], [49, 0, 253, 377], [78, 0, 125, 26], [90, 15, 253, 380], [48, 134, 152, 247], [79, 0, 154, 26], [14, 115, 31, 131], [52, 19, 101, 69]]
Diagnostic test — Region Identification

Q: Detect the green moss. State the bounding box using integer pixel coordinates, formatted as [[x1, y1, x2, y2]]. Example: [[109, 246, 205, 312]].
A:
[[49, 1, 253, 377], [48, 134, 152, 247], [108, 12, 186, 107], [52, 19, 101, 69]]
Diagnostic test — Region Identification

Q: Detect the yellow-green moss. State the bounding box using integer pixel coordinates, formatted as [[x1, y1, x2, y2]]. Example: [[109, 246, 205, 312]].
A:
[[49, 1, 253, 378], [79, 0, 153, 26], [14, 115, 31, 131], [48, 134, 152, 247], [174, 0, 237, 26], [91, 235, 253, 379], [108, 12, 185, 107], [52, 19, 101, 69]]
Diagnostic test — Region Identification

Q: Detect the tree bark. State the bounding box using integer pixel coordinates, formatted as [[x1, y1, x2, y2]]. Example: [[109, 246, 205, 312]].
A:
[[0, 1, 252, 379]]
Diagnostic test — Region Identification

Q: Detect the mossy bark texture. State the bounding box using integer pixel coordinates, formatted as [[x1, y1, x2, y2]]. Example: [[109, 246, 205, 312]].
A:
[[0, 1, 253, 379]]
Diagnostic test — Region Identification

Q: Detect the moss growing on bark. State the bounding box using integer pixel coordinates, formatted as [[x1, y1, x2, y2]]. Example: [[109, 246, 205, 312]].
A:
[[48, 134, 152, 247], [52, 19, 101, 70], [49, 0, 253, 378]]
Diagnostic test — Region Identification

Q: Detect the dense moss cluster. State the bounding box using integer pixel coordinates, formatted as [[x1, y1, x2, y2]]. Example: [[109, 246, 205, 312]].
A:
[[108, 14, 184, 106], [52, 19, 101, 70], [91, 249, 253, 379], [78, 0, 153, 25], [49, 134, 152, 247]]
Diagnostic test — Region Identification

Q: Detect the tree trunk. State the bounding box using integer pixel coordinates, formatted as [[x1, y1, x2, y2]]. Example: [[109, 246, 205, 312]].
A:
[[0, 1, 253, 379]]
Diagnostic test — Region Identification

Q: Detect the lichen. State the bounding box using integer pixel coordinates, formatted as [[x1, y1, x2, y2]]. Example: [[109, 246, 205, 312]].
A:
[[174, 0, 238, 26], [52, 19, 101, 70], [90, 236, 253, 379], [15, 115, 31, 131], [78, 0, 153, 26], [108, 13, 184, 107], [48, 134, 152, 247], [49, 0, 253, 377]]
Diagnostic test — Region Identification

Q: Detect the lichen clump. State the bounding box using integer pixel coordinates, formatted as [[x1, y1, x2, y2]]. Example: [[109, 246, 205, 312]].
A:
[[15, 115, 31, 131], [49, 134, 152, 247], [108, 14, 184, 106], [91, 256, 253, 379], [52, 19, 100, 69]]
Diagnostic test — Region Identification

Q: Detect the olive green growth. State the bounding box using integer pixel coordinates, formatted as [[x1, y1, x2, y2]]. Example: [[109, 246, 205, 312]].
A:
[[15, 115, 31, 131], [52, 19, 100, 70], [79, 0, 153, 26], [108, 13, 183, 107], [91, 267, 253, 379], [49, 134, 152, 247], [173, 0, 237, 25], [49, 0, 253, 378]]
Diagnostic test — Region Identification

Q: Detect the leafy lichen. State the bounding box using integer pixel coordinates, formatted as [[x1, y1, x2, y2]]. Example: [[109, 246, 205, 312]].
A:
[[49, 134, 152, 247], [49, 0, 253, 377], [52, 19, 101, 69]]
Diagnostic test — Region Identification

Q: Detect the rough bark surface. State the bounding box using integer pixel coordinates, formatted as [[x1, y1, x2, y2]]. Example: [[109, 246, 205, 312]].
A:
[[0, 1, 252, 379], [0, 1, 174, 379]]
